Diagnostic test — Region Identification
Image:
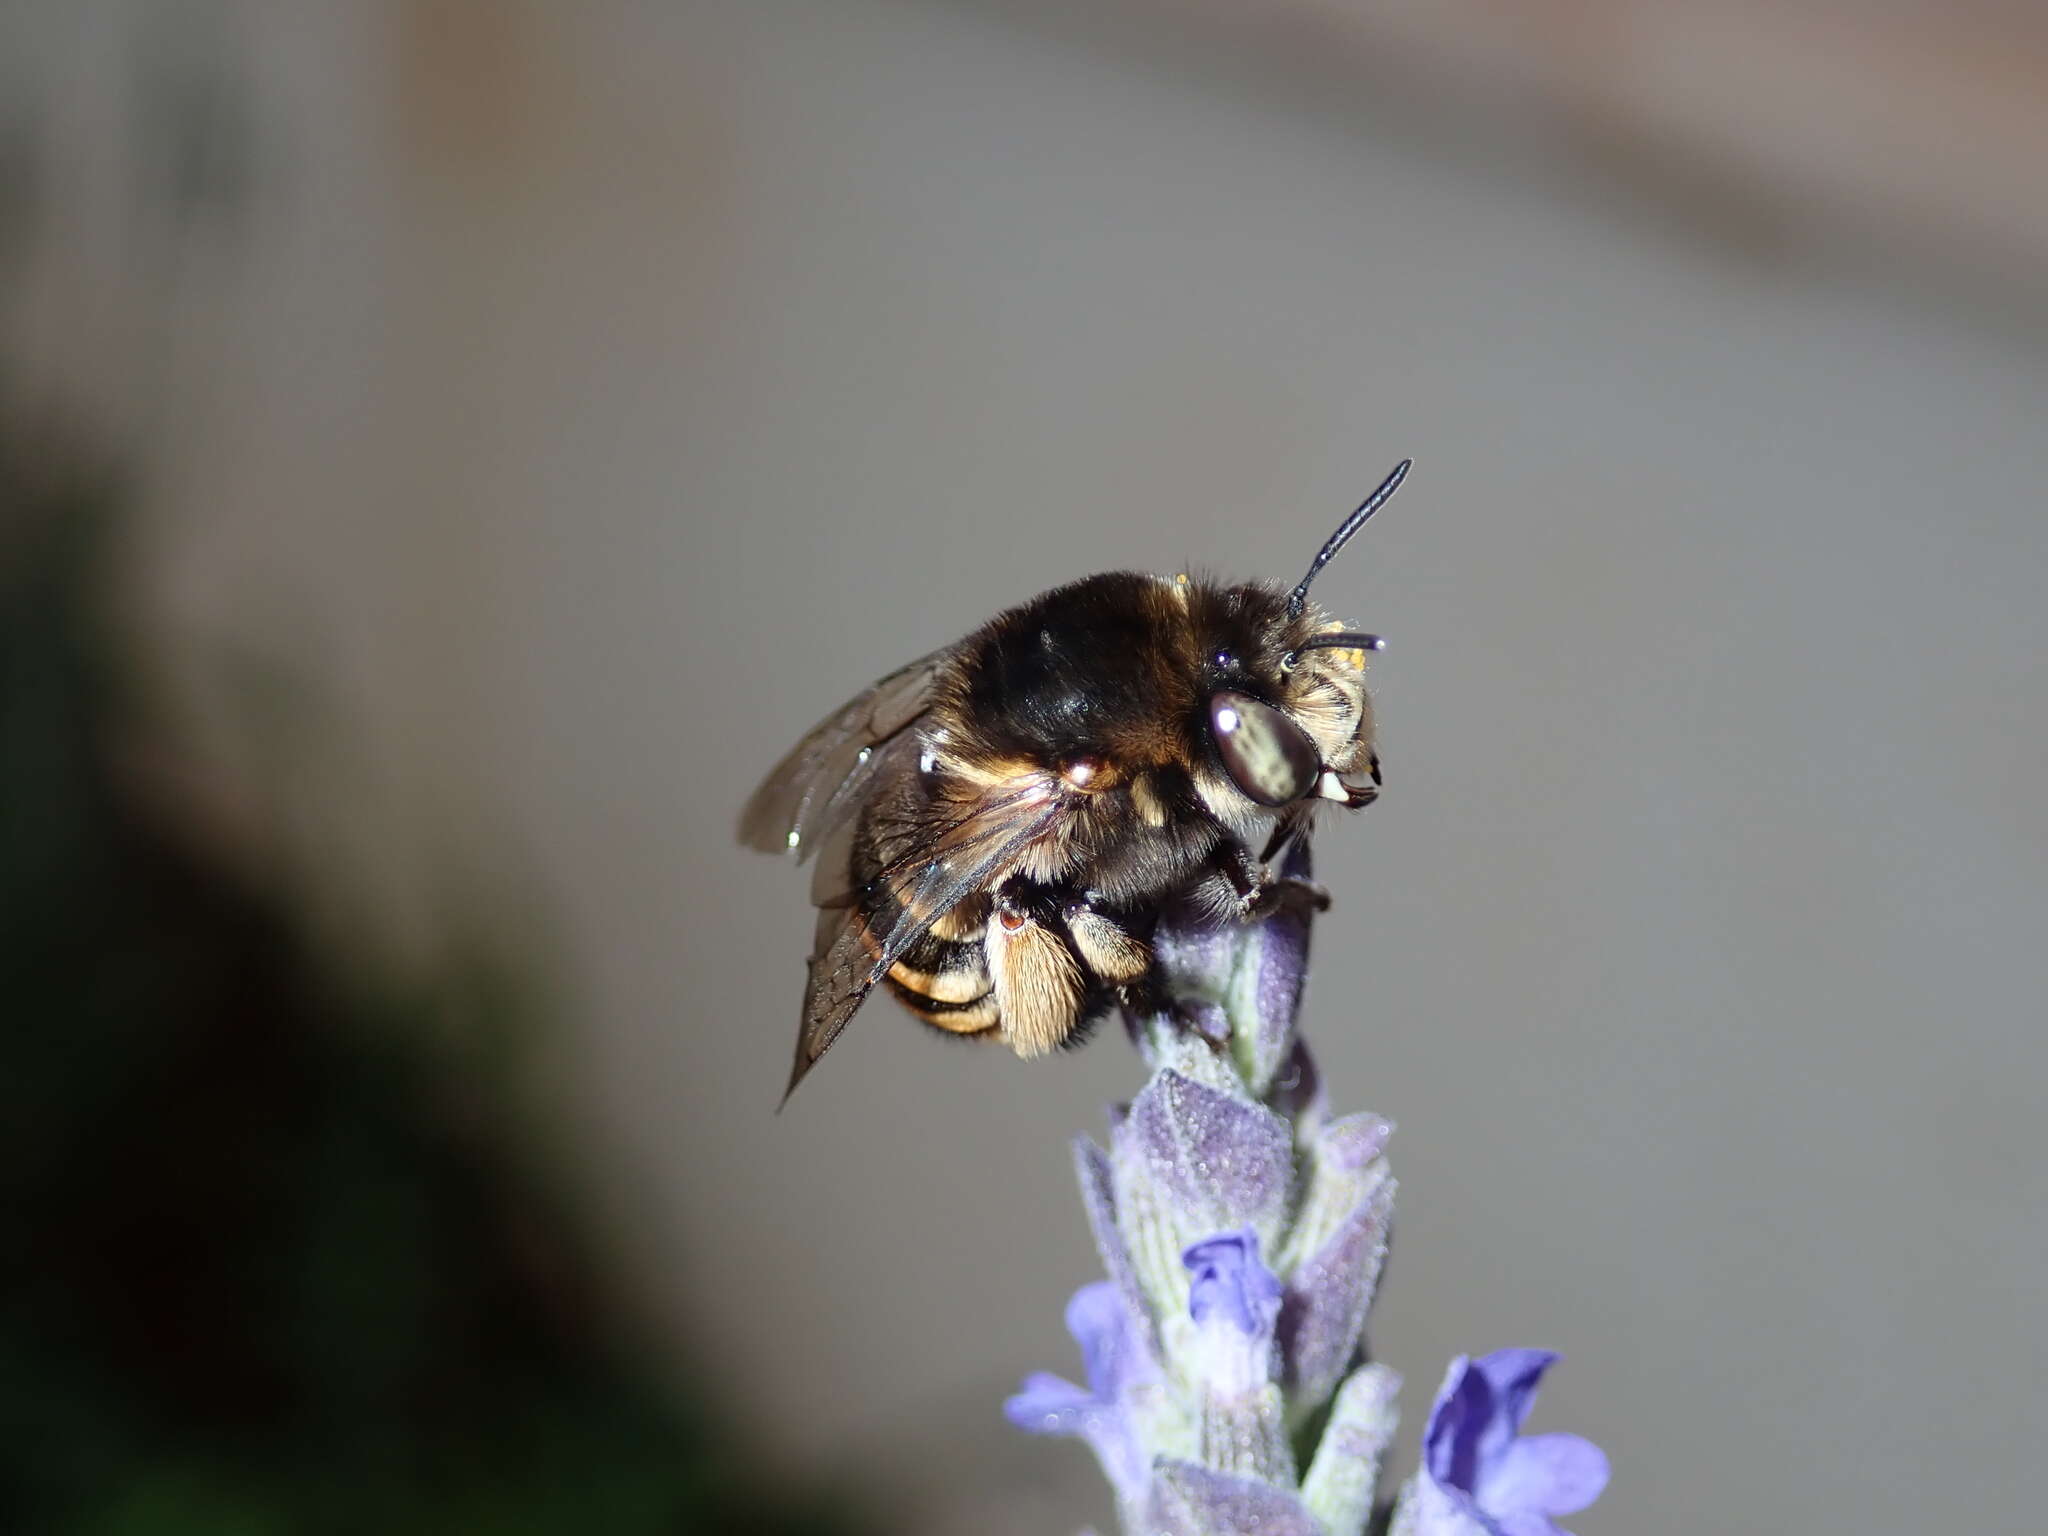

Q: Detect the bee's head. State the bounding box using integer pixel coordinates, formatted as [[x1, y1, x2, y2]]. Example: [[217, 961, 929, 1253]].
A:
[[1186, 594, 1378, 822], [1188, 459, 1408, 815]]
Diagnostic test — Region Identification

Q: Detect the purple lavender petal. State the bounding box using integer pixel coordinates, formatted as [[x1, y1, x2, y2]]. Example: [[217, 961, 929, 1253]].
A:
[[1180, 1231, 1291, 1476], [1183, 1230, 1283, 1338], [1149, 1460, 1322, 1536], [1479, 1433, 1611, 1518], [1117, 1069, 1292, 1237], [1462, 1348, 1559, 1482], [1420, 1351, 1607, 1535], [1277, 1166, 1395, 1402], [1065, 1280, 1147, 1403], [1005, 1387, 1148, 1510], [1471, 1348, 1561, 1439], [1182, 1231, 1286, 1415], [1424, 1355, 1492, 1495], [1003, 1339, 1150, 1510], [1004, 1371, 1096, 1431]]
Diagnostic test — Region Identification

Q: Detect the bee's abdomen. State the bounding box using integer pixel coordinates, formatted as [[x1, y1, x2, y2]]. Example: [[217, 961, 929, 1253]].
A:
[[885, 967, 1000, 1033], [881, 936, 998, 1033], [858, 876, 1001, 1035]]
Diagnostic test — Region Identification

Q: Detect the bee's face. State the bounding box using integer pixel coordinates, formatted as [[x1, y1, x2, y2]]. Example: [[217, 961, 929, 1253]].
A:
[[1177, 579, 1380, 842]]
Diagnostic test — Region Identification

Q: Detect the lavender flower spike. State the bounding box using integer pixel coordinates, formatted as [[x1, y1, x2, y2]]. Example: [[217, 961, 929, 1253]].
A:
[[1392, 1350, 1610, 1536], [1007, 840, 1612, 1536]]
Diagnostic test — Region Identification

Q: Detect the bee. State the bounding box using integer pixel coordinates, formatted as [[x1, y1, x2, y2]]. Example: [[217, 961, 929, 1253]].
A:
[[741, 460, 1410, 1101]]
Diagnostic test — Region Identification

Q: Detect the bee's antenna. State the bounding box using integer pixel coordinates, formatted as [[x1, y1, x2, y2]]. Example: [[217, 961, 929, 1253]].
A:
[[1285, 458, 1411, 618], [1291, 631, 1385, 657], [1280, 630, 1385, 672]]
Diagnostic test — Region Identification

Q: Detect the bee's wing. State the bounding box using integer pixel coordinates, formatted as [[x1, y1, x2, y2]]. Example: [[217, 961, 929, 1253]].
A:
[[782, 768, 1066, 1104], [738, 649, 950, 859]]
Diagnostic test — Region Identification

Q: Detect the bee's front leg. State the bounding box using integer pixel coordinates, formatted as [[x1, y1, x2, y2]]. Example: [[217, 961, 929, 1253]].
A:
[[1214, 838, 1330, 922]]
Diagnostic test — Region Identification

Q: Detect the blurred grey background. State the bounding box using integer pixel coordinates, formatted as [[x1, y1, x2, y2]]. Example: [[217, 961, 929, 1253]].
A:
[[5, 1, 2045, 1532]]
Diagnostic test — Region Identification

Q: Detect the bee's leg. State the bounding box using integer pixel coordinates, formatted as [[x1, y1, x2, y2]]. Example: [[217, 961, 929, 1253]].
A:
[[1247, 878, 1331, 921], [1213, 838, 1263, 908], [1061, 889, 1154, 990], [1213, 838, 1330, 922], [987, 879, 1156, 1058], [1257, 810, 1308, 864], [985, 879, 1087, 1057], [1253, 884, 1335, 921]]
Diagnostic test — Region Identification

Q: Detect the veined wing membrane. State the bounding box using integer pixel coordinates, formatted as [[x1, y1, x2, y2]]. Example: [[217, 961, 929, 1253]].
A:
[[738, 648, 948, 859], [781, 776, 1062, 1102]]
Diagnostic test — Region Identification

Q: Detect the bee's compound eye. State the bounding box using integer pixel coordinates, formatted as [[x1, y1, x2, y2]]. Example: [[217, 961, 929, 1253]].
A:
[[1208, 690, 1318, 806]]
